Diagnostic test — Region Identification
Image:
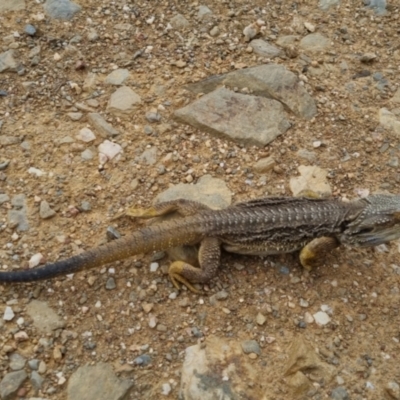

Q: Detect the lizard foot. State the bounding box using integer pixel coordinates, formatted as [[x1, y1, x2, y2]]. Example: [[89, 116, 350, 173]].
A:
[[299, 237, 340, 271], [168, 261, 202, 293]]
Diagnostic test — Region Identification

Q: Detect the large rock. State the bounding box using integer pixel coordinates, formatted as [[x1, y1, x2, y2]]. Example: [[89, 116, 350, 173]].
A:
[[67, 363, 133, 400], [174, 87, 291, 146], [224, 64, 317, 119], [0, 0, 25, 12], [44, 0, 81, 20], [249, 39, 283, 58], [185, 65, 317, 120], [180, 336, 264, 399], [0, 371, 27, 400], [88, 113, 119, 137], [26, 300, 66, 334], [285, 337, 335, 397], [299, 33, 330, 53], [107, 86, 141, 116], [379, 107, 400, 137], [289, 165, 332, 197], [155, 175, 232, 209]]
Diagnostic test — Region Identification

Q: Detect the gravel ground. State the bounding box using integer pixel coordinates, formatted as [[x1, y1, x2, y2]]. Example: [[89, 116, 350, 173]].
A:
[[1, 1, 400, 399]]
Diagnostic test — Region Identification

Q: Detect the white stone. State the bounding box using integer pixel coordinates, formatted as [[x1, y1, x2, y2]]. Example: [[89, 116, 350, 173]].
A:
[[28, 167, 46, 177], [77, 127, 96, 142], [313, 311, 331, 326], [161, 383, 172, 395], [304, 22, 316, 32], [98, 140, 122, 161], [150, 262, 159, 272], [29, 253, 44, 268], [3, 306, 15, 321]]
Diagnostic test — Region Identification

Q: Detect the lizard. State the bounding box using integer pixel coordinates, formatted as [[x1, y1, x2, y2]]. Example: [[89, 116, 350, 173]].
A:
[[0, 194, 400, 292]]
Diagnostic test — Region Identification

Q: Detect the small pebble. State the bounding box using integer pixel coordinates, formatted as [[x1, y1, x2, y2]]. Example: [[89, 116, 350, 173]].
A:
[[279, 266, 290, 275], [256, 312, 267, 326], [241, 340, 261, 355], [24, 24, 37, 36], [105, 277, 116, 290], [39, 201, 56, 219], [161, 383, 172, 396], [313, 311, 331, 326], [146, 112, 161, 123], [28, 253, 44, 268], [77, 127, 96, 142], [3, 306, 15, 321], [28, 359, 40, 370], [134, 354, 151, 366], [150, 262, 159, 272], [331, 386, 349, 400]]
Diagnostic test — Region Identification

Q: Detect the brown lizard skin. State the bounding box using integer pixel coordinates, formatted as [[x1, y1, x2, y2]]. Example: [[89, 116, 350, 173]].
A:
[[0, 195, 399, 292]]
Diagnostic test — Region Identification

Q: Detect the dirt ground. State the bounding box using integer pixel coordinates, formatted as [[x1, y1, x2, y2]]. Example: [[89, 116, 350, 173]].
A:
[[1, 0, 400, 399]]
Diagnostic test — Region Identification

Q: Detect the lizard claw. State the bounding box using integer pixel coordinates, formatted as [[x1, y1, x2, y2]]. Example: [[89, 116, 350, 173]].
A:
[[169, 261, 202, 293]]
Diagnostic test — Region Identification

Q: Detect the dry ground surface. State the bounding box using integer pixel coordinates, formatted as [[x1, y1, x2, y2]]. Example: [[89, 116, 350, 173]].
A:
[[1, 0, 400, 399]]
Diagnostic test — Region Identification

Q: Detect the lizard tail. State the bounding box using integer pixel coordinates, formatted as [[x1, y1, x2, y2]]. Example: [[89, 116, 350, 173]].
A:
[[0, 218, 201, 282]]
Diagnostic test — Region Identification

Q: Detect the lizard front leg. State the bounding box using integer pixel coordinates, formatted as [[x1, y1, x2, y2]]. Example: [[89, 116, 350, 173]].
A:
[[299, 237, 340, 271], [125, 199, 212, 219], [169, 237, 221, 293]]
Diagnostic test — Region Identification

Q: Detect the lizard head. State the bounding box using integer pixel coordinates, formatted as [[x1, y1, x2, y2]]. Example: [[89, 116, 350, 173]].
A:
[[342, 194, 400, 247]]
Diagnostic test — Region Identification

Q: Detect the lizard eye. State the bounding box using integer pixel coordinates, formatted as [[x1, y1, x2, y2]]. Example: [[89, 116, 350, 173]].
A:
[[357, 227, 374, 235]]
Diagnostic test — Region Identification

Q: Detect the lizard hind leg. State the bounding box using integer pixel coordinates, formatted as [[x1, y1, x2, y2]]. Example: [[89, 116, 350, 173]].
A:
[[168, 237, 221, 293], [125, 199, 212, 219], [299, 237, 340, 271]]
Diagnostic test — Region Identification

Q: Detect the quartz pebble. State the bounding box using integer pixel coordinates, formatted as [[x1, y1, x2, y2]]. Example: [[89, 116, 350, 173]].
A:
[[3, 306, 15, 321], [28, 253, 44, 268], [77, 127, 96, 142], [313, 311, 331, 326]]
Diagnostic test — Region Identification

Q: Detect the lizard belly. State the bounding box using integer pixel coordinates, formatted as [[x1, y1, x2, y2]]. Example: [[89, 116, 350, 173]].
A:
[[222, 242, 303, 256]]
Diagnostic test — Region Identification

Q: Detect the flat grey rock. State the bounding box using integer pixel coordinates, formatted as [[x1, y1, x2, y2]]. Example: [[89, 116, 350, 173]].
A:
[[0, 194, 10, 204], [39, 200, 56, 219], [198, 5, 213, 19], [184, 74, 226, 95], [0, 370, 27, 400], [180, 336, 261, 399], [67, 363, 133, 400], [289, 165, 332, 197], [107, 86, 141, 116], [174, 87, 291, 147], [0, 50, 20, 73], [9, 353, 26, 371], [379, 108, 400, 137], [276, 35, 299, 47], [26, 300, 66, 334], [224, 64, 317, 119], [137, 147, 158, 166], [44, 0, 81, 20], [249, 39, 283, 58], [0, 0, 25, 12], [155, 175, 232, 210], [299, 33, 330, 53], [8, 194, 29, 231], [185, 64, 317, 120], [169, 14, 190, 29], [88, 113, 119, 137], [104, 69, 130, 85], [319, 0, 340, 11]]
